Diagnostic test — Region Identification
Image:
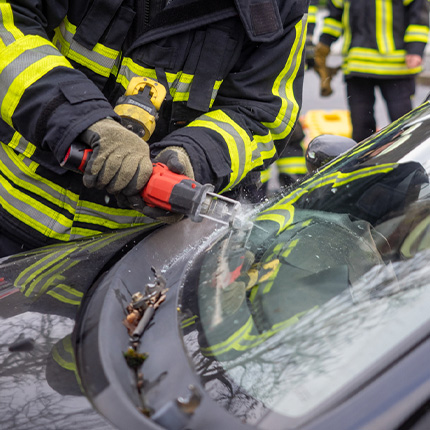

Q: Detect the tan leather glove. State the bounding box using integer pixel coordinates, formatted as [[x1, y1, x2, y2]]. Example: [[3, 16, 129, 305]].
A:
[[155, 146, 194, 179], [130, 146, 195, 223], [81, 118, 153, 196], [314, 42, 335, 97]]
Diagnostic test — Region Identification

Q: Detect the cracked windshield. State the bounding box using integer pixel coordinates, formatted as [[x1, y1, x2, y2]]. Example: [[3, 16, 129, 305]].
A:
[[181, 103, 430, 421]]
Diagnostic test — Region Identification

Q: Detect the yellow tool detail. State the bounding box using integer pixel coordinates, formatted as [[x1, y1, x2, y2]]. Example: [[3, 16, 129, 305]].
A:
[[114, 77, 167, 141]]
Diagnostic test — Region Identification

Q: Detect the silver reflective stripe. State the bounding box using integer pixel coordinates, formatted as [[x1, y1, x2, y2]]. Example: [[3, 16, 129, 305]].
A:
[[0, 43, 63, 106], [54, 20, 119, 76], [8, 131, 36, 158], [254, 140, 275, 160], [268, 16, 306, 139], [194, 114, 248, 188], [0, 4, 20, 47], [0, 143, 155, 240]]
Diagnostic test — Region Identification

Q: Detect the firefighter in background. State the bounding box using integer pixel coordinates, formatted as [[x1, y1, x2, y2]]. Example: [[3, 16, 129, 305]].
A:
[[314, 0, 430, 142]]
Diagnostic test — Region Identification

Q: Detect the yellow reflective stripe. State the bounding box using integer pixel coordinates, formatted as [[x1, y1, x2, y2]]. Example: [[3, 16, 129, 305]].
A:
[[203, 309, 307, 356], [401, 217, 430, 258], [260, 167, 271, 184], [181, 315, 198, 329], [403, 0, 414, 6], [375, 0, 395, 53], [262, 262, 281, 294], [344, 47, 421, 75], [2, 145, 79, 212], [0, 176, 72, 240], [73, 210, 153, 230], [62, 17, 118, 59], [308, 5, 318, 24], [348, 47, 406, 61], [201, 316, 254, 356], [332, 0, 343, 8], [249, 17, 306, 172], [188, 110, 254, 191], [0, 35, 72, 125], [314, 165, 395, 190], [52, 336, 82, 388], [253, 137, 277, 168], [3, 57, 72, 126], [256, 202, 296, 235], [322, 18, 343, 38], [53, 22, 117, 77], [262, 16, 306, 140], [34, 260, 78, 298], [344, 59, 421, 75], [46, 283, 83, 306], [116, 57, 159, 90], [0, 3, 23, 45], [19, 251, 75, 296], [405, 25, 430, 43], [8, 132, 36, 157], [341, 1, 352, 55], [276, 156, 307, 175], [171, 71, 193, 101], [52, 343, 75, 371]]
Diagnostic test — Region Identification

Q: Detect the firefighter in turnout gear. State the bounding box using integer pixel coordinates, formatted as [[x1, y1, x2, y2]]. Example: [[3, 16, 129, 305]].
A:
[[314, 0, 430, 142], [0, 0, 309, 257]]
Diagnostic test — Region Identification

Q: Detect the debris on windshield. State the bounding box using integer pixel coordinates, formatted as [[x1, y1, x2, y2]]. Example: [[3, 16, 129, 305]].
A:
[[122, 266, 169, 416], [123, 348, 148, 370], [123, 266, 168, 340]]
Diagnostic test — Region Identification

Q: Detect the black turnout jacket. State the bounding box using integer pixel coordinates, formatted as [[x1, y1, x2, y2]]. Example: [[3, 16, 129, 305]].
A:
[[0, 0, 308, 247]]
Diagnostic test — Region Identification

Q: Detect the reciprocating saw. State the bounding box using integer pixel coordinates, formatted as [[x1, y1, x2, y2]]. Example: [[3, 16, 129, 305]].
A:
[[61, 77, 240, 226]]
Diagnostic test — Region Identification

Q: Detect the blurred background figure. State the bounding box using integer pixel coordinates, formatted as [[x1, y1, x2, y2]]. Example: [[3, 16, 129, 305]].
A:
[[314, 0, 430, 142]]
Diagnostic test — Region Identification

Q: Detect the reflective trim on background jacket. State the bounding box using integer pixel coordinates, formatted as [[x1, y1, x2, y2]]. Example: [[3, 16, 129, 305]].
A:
[[0, 0, 309, 247], [319, 0, 430, 78]]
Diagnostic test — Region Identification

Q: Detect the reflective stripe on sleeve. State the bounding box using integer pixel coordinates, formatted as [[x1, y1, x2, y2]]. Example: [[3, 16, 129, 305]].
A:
[[0, 3, 24, 47], [53, 17, 120, 77], [187, 110, 253, 191], [0, 36, 73, 126], [404, 25, 430, 43], [322, 18, 343, 38]]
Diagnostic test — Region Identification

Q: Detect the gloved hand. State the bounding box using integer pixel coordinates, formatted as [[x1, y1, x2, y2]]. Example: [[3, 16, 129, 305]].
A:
[[314, 42, 335, 97], [134, 146, 195, 223], [155, 146, 194, 179], [81, 118, 153, 198]]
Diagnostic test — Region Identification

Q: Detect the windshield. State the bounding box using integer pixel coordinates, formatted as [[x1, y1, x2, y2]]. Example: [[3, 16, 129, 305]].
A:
[[180, 102, 430, 426]]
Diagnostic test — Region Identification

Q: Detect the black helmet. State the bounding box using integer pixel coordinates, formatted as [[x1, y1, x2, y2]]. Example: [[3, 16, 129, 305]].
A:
[[305, 134, 357, 172]]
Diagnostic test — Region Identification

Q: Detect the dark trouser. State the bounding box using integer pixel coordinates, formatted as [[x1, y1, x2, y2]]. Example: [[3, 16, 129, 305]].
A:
[[346, 76, 415, 142]]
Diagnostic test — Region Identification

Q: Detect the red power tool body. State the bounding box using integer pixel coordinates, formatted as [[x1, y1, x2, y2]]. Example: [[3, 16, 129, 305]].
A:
[[62, 143, 240, 225]]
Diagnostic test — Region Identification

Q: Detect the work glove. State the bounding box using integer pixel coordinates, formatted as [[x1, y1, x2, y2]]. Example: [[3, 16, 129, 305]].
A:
[[314, 42, 338, 97], [81, 118, 153, 198], [155, 146, 195, 179], [133, 146, 195, 223]]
